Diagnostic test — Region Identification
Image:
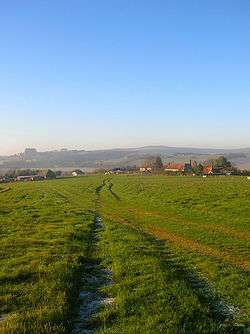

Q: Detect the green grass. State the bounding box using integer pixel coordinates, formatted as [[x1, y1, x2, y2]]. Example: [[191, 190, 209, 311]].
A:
[[0, 175, 249, 333], [0, 177, 101, 333], [95, 219, 232, 333], [99, 176, 250, 328]]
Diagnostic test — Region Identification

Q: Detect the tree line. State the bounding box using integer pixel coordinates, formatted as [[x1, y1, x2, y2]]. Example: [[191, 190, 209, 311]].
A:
[[143, 155, 250, 175]]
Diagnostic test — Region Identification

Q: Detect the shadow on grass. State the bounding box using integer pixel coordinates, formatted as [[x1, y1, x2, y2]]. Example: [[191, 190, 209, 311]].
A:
[[108, 182, 121, 202], [110, 220, 246, 333], [0, 272, 37, 285]]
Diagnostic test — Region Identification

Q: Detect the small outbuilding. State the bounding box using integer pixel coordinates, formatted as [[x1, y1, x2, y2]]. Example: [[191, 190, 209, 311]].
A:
[[139, 167, 152, 173], [72, 169, 85, 177]]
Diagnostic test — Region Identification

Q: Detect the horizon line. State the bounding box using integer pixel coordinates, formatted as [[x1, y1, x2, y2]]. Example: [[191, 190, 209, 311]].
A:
[[1, 144, 250, 156]]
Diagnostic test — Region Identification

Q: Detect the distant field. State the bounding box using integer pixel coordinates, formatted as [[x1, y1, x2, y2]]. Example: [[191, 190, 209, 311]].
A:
[[238, 163, 250, 170], [0, 176, 249, 333]]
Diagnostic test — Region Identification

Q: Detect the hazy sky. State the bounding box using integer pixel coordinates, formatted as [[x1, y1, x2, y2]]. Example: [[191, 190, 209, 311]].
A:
[[0, 0, 250, 155]]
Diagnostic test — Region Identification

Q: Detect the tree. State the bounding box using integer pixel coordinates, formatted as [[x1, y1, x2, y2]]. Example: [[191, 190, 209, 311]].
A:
[[214, 156, 232, 169], [4, 169, 16, 178], [193, 163, 204, 175], [46, 169, 56, 179], [154, 156, 163, 170], [145, 156, 156, 167], [55, 170, 62, 177], [144, 156, 163, 171], [15, 169, 38, 176]]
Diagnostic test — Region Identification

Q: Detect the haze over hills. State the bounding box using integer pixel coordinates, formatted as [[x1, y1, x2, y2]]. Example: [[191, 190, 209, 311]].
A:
[[0, 146, 250, 172]]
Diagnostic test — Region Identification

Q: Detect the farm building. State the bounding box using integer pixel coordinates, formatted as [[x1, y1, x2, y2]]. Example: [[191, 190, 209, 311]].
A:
[[38, 169, 56, 179], [16, 175, 45, 181], [203, 165, 214, 175], [203, 165, 232, 176], [139, 167, 152, 173], [72, 169, 85, 177], [16, 175, 34, 181], [111, 166, 136, 174], [164, 160, 193, 173], [164, 163, 185, 172]]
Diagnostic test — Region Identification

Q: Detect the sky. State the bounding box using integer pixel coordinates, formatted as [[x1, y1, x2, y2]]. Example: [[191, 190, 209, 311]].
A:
[[0, 0, 250, 155]]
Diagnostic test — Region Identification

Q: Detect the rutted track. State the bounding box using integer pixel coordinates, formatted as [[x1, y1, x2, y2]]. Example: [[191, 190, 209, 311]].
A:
[[103, 215, 243, 329], [106, 180, 121, 201], [72, 176, 248, 333], [71, 179, 114, 334], [99, 179, 248, 332], [0, 187, 11, 193]]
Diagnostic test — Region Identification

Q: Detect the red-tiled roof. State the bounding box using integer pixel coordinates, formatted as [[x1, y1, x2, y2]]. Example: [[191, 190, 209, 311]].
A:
[[164, 163, 185, 171], [203, 165, 213, 174]]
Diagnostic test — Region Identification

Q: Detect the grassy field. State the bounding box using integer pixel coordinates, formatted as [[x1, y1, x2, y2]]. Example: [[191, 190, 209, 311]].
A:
[[99, 176, 250, 330], [0, 175, 249, 333], [0, 177, 100, 333]]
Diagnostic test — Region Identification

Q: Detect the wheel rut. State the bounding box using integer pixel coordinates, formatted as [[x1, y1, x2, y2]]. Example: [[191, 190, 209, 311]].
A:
[[101, 182, 247, 332], [72, 178, 248, 333], [71, 179, 114, 334]]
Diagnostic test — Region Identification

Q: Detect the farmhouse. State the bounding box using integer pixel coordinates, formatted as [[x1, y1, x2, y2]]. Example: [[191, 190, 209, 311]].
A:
[[38, 169, 56, 179], [164, 163, 185, 172], [164, 161, 193, 173], [203, 164, 232, 176], [203, 165, 213, 175]]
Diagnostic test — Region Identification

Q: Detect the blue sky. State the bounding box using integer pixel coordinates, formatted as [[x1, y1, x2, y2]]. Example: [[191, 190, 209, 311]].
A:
[[0, 0, 249, 154]]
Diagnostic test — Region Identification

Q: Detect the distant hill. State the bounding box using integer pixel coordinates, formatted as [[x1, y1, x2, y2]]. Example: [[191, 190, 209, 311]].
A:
[[0, 146, 250, 171]]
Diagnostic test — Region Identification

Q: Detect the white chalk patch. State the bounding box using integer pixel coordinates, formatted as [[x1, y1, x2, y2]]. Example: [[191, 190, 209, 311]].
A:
[[71, 215, 114, 334], [102, 297, 115, 306]]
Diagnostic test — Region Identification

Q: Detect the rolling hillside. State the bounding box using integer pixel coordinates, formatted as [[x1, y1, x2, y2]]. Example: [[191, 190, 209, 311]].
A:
[[0, 146, 250, 171]]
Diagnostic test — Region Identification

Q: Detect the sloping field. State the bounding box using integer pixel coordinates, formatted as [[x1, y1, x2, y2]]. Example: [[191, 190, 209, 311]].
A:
[[0, 176, 249, 333], [99, 176, 250, 330]]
